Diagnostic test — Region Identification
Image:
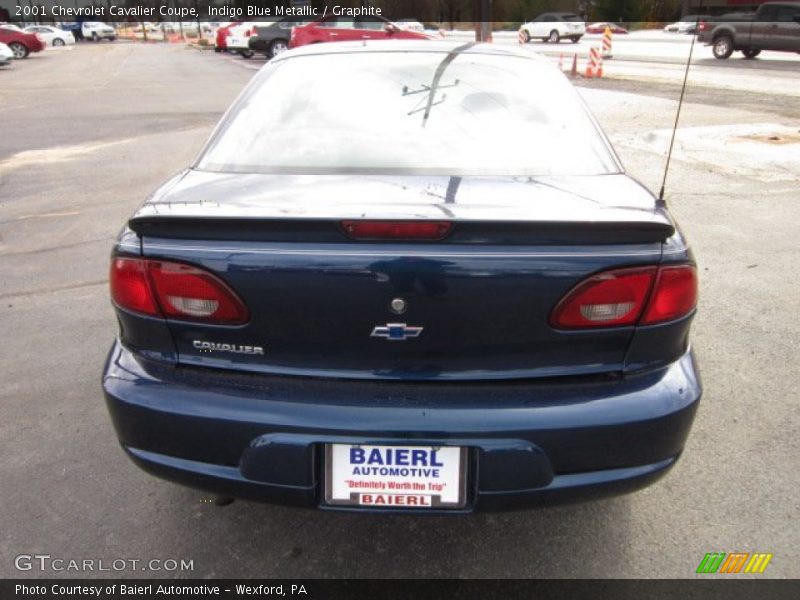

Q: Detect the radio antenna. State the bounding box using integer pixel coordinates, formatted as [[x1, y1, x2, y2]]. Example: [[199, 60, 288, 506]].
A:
[[658, 24, 697, 207]]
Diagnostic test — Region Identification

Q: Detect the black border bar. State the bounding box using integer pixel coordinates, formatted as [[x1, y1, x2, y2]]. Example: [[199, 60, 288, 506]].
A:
[[3, 579, 800, 600]]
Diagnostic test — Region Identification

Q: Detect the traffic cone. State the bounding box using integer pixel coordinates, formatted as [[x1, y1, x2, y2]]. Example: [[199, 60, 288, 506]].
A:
[[570, 53, 578, 77], [596, 50, 604, 78], [602, 26, 613, 59]]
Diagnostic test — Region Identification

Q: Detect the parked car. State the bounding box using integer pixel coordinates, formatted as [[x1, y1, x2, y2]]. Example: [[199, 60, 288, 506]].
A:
[[698, 2, 800, 59], [103, 41, 701, 512], [214, 21, 240, 53], [663, 15, 713, 34], [290, 16, 431, 48], [519, 12, 586, 43], [60, 22, 83, 41], [249, 19, 304, 59], [24, 25, 75, 47], [167, 21, 218, 38], [133, 23, 161, 35], [396, 19, 426, 33], [225, 21, 273, 58], [585, 22, 628, 35], [82, 21, 116, 42], [0, 26, 45, 58], [0, 41, 13, 65]]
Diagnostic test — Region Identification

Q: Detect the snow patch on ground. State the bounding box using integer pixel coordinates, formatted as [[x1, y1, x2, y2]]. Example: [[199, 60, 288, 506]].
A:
[[613, 123, 800, 182]]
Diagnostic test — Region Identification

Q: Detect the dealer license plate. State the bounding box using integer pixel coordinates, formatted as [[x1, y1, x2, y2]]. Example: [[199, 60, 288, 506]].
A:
[[324, 444, 467, 509]]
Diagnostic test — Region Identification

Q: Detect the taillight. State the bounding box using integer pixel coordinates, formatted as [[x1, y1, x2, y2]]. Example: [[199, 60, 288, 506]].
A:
[[550, 265, 696, 329], [110, 257, 248, 325], [110, 257, 159, 317], [148, 261, 248, 324], [341, 220, 452, 241], [550, 267, 656, 329], [641, 265, 698, 325], [698, 21, 707, 31]]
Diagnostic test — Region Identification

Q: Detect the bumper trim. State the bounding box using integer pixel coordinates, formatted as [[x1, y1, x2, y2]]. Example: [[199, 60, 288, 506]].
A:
[[104, 340, 701, 511], [127, 445, 677, 512]]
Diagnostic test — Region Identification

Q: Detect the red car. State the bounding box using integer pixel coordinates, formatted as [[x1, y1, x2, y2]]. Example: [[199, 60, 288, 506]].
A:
[[0, 25, 45, 58], [215, 21, 241, 53], [290, 16, 431, 48], [585, 22, 629, 35]]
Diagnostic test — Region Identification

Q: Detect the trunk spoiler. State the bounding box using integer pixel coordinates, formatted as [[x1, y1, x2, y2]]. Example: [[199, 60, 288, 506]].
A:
[[128, 216, 674, 245]]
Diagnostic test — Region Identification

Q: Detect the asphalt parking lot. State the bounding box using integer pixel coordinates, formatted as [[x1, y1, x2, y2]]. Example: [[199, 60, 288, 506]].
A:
[[0, 42, 798, 579]]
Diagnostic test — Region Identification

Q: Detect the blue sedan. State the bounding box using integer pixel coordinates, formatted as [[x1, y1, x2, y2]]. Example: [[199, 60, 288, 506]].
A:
[[103, 41, 701, 512]]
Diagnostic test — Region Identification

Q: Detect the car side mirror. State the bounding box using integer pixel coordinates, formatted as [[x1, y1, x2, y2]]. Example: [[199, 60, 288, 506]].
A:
[[385, 23, 398, 35]]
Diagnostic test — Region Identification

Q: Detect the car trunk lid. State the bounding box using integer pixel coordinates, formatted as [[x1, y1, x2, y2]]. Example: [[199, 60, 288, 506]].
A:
[[132, 171, 671, 381]]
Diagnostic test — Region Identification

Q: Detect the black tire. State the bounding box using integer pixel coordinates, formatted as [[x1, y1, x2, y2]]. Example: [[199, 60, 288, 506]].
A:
[[240, 49, 254, 59], [268, 38, 289, 59], [712, 35, 734, 59], [548, 30, 561, 43], [570, 36, 581, 43], [108, 36, 116, 42], [742, 48, 761, 59], [520, 29, 531, 43], [92, 33, 99, 42], [53, 38, 65, 47], [9, 42, 28, 59]]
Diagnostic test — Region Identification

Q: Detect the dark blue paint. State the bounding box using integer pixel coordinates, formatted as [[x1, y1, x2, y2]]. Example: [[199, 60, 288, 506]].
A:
[[138, 237, 668, 381], [103, 338, 701, 511], [104, 164, 701, 509]]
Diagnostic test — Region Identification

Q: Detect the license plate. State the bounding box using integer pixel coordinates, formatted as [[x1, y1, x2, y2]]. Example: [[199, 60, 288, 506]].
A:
[[324, 444, 467, 509]]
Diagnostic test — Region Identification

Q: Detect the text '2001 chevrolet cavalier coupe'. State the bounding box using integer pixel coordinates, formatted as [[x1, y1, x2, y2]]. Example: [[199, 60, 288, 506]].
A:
[[102, 41, 701, 512]]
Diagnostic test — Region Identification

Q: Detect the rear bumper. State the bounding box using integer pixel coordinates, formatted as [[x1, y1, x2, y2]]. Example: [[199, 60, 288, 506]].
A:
[[103, 341, 701, 512]]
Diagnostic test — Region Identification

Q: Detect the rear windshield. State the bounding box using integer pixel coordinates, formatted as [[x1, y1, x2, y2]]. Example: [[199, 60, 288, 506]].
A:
[[197, 50, 620, 177]]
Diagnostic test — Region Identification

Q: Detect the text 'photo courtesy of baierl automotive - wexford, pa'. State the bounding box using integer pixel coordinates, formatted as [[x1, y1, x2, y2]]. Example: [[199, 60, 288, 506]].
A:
[[1, 0, 799, 595]]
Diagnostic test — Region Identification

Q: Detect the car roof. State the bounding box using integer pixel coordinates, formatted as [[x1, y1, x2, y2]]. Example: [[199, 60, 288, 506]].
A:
[[273, 40, 546, 63]]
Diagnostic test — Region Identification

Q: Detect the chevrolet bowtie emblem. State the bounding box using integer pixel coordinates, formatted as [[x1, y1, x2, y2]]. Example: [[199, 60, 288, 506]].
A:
[[370, 323, 423, 341]]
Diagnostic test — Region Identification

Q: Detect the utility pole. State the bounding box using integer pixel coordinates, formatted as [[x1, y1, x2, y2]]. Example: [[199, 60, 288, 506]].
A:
[[475, 0, 492, 42], [196, 0, 203, 41]]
